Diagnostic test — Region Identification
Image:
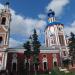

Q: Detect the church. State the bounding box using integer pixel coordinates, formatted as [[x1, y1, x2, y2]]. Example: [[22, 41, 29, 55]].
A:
[[0, 2, 69, 74]]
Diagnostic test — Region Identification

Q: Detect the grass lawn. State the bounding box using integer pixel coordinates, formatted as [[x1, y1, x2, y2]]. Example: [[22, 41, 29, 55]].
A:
[[36, 68, 75, 75], [50, 68, 75, 75]]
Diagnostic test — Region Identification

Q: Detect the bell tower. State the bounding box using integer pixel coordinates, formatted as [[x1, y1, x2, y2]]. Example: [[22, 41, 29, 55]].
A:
[[45, 9, 69, 63], [45, 9, 66, 47], [0, 2, 11, 70]]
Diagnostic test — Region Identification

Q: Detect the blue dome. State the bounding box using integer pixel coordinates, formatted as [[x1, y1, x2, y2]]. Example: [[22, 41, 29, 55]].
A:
[[48, 9, 55, 17], [45, 22, 63, 29]]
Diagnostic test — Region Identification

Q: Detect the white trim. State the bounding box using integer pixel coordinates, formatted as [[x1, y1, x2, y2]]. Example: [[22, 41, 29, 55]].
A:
[[3, 52, 7, 70], [7, 48, 60, 53], [40, 50, 59, 53]]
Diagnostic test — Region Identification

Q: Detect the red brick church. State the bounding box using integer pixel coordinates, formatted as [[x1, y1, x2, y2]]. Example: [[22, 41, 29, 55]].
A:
[[0, 2, 69, 74]]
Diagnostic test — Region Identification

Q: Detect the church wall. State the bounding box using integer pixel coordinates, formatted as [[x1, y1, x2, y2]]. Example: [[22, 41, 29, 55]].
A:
[[6, 52, 13, 72], [6, 51, 60, 72], [39, 53, 60, 71]]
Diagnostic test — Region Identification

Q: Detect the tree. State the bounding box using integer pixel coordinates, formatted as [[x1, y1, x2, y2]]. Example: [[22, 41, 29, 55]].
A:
[[32, 29, 41, 74], [23, 40, 31, 75], [62, 59, 70, 68], [23, 41, 31, 59], [68, 32, 75, 64]]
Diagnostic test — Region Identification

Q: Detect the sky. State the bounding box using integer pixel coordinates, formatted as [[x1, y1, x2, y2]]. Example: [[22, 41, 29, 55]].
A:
[[0, 0, 75, 48]]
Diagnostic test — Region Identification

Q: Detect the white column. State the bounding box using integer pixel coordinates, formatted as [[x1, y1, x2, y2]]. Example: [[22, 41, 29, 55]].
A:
[[1, 48, 8, 70], [3, 52, 8, 70]]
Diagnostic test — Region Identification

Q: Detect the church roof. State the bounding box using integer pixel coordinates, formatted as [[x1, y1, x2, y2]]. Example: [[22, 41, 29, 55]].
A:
[[48, 22, 63, 25]]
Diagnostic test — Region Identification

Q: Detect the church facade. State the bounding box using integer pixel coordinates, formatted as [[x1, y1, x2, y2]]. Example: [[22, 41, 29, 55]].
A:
[[0, 2, 69, 74]]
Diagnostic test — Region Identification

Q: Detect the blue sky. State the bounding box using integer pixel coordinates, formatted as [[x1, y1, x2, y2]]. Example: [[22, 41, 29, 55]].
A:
[[0, 0, 75, 47]]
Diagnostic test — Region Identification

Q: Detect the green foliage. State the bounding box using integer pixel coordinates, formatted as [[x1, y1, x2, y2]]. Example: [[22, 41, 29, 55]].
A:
[[32, 29, 41, 55], [32, 29, 41, 72], [23, 29, 41, 73], [23, 41, 31, 59], [68, 32, 75, 60], [63, 59, 70, 67], [50, 68, 75, 75]]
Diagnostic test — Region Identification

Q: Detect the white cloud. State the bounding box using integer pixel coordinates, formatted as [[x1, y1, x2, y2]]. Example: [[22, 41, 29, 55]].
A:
[[0, 3, 47, 47], [0, 0, 71, 47], [9, 38, 22, 48], [71, 21, 75, 27], [0, 3, 4, 8], [38, 14, 46, 20], [64, 21, 75, 35], [10, 15, 46, 36], [0, 3, 46, 36], [46, 0, 69, 16]]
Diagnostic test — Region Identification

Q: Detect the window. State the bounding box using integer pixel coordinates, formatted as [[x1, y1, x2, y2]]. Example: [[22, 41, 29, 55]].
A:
[[63, 51, 66, 56], [44, 62, 47, 70], [59, 35, 65, 46], [26, 62, 29, 70], [1, 17, 6, 25], [58, 26, 63, 31], [24, 59, 30, 71], [0, 37, 3, 44], [35, 63, 39, 71], [12, 63, 17, 72], [59, 27, 61, 31], [51, 40, 54, 44], [43, 55, 47, 71], [54, 62, 57, 66], [46, 39, 48, 47]]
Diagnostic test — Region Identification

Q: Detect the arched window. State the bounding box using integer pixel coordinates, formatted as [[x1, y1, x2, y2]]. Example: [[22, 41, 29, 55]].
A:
[[0, 37, 3, 44], [59, 35, 65, 46], [12, 53, 17, 72], [44, 62, 47, 70], [12, 63, 16, 71], [26, 62, 29, 70], [24, 59, 30, 71], [1, 17, 6, 25], [43, 55, 48, 71]]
